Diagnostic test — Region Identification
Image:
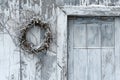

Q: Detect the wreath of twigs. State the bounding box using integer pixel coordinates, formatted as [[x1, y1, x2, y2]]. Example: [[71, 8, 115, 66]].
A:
[[19, 18, 52, 54]]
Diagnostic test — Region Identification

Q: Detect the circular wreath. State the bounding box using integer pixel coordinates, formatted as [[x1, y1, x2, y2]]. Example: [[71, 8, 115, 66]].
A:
[[19, 19, 52, 54]]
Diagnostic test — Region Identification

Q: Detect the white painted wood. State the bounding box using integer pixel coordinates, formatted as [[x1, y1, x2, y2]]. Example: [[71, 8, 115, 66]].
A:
[[102, 49, 115, 80], [20, 26, 42, 80], [20, 53, 41, 80], [62, 0, 120, 6], [88, 49, 101, 80], [57, 7, 67, 80], [20, 27, 42, 80], [0, 0, 20, 80], [68, 17, 116, 80], [68, 19, 74, 80], [73, 49, 87, 80], [2, 0, 120, 80], [115, 18, 120, 80], [19, 0, 57, 80], [73, 24, 86, 47], [73, 17, 114, 24], [101, 23, 114, 47], [0, 34, 20, 80], [73, 49, 88, 80], [61, 6, 120, 16], [19, 0, 42, 79], [87, 23, 101, 47]]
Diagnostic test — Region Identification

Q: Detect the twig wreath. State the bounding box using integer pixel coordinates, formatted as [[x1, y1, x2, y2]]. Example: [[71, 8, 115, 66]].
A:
[[19, 18, 52, 54]]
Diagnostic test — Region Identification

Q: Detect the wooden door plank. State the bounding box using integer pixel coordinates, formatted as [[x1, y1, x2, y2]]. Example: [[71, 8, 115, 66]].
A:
[[87, 23, 101, 47], [73, 24, 86, 48], [101, 23, 114, 47], [68, 19, 74, 80], [88, 49, 101, 80], [0, 34, 20, 80], [102, 49, 115, 80], [73, 49, 87, 80], [115, 18, 120, 80]]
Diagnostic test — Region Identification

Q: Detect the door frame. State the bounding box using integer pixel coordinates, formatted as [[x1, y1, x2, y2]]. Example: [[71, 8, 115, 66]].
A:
[[56, 6, 120, 80]]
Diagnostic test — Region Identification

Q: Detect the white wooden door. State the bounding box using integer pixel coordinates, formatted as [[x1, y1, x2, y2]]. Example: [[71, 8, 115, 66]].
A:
[[68, 17, 120, 80]]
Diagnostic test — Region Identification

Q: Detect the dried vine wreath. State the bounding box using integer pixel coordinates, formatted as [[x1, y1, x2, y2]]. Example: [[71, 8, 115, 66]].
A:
[[19, 18, 52, 54]]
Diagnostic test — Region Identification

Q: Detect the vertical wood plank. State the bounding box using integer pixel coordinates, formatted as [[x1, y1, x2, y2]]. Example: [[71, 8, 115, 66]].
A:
[[20, 0, 57, 80], [57, 7, 67, 80], [102, 49, 115, 80], [0, 0, 20, 80], [21, 25, 42, 80], [115, 18, 120, 80], [87, 24, 101, 47], [101, 23, 114, 47], [0, 34, 20, 80], [73, 49, 87, 80], [68, 19, 74, 80], [73, 24, 86, 48], [88, 49, 101, 80], [19, 0, 42, 80]]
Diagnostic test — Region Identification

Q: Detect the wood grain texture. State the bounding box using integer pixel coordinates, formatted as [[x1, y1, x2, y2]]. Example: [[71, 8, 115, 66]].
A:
[[63, 0, 120, 6], [2, 0, 120, 80], [68, 19, 74, 80], [102, 49, 115, 80], [73, 49, 87, 80], [88, 49, 101, 80], [19, 0, 57, 80], [87, 24, 101, 47], [0, 0, 20, 80], [115, 18, 120, 80], [0, 34, 20, 80], [19, 1, 42, 80], [68, 17, 116, 80], [0, 0, 57, 80], [61, 6, 120, 16], [57, 7, 67, 80], [73, 24, 86, 48], [101, 23, 114, 47]]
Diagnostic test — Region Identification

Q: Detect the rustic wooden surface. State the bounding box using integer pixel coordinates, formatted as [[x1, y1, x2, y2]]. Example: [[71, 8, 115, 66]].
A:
[[57, 0, 120, 6], [0, 0, 57, 80], [68, 17, 117, 80], [1, 0, 120, 80]]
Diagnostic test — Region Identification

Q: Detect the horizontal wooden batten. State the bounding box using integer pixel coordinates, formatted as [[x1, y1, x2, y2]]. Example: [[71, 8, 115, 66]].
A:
[[56, 0, 120, 6], [60, 6, 120, 16]]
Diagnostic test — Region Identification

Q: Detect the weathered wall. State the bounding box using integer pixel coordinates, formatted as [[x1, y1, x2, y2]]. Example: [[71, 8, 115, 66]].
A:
[[0, 0, 120, 80], [0, 0, 57, 80]]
